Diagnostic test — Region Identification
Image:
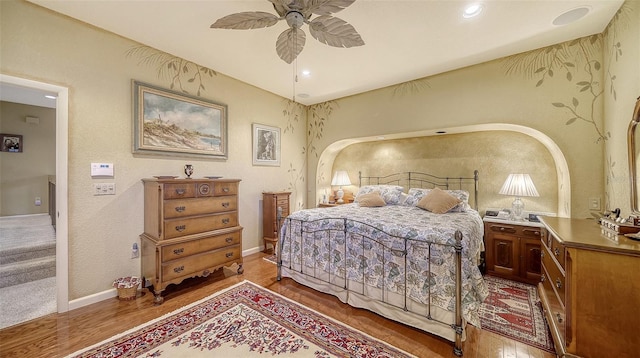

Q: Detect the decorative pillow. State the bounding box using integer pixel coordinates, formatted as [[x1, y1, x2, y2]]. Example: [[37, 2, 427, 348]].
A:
[[404, 187, 470, 212], [357, 191, 387, 207], [416, 187, 462, 214], [355, 185, 404, 205]]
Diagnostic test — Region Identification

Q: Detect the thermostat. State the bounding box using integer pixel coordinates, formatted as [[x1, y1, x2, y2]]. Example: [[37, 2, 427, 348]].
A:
[[91, 162, 114, 177]]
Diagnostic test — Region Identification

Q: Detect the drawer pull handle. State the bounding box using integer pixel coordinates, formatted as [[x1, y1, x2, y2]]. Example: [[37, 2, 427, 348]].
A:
[[173, 248, 184, 255], [541, 274, 545, 282], [222, 218, 230, 224], [554, 247, 560, 256], [175, 188, 186, 195], [175, 225, 186, 232], [226, 252, 234, 258], [541, 251, 545, 259], [534, 231, 540, 236], [175, 206, 186, 213], [500, 227, 505, 231], [556, 278, 562, 289], [222, 187, 230, 193], [173, 266, 184, 273], [556, 313, 563, 323], [202, 269, 210, 277], [222, 202, 230, 208], [225, 237, 233, 243]]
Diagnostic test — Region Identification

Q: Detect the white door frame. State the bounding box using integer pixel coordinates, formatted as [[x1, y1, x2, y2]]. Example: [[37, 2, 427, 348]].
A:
[[0, 74, 69, 312]]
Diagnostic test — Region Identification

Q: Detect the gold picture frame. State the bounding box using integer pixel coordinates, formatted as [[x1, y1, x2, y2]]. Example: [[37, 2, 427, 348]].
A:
[[133, 81, 227, 159]]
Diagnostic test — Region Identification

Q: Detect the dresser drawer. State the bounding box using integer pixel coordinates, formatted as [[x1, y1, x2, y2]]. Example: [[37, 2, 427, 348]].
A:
[[542, 244, 566, 306], [541, 263, 566, 347], [163, 197, 237, 219], [162, 246, 241, 281], [213, 182, 238, 196], [162, 230, 241, 261], [163, 212, 239, 239]]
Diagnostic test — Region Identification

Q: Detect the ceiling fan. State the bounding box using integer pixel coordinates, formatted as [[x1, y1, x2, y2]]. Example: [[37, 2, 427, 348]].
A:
[[210, 0, 365, 64]]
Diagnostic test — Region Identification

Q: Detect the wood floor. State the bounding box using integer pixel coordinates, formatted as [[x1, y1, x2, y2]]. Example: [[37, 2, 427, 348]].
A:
[[0, 252, 556, 358]]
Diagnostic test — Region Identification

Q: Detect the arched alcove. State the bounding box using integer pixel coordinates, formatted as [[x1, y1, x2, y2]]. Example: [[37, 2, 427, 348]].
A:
[[315, 124, 570, 217]]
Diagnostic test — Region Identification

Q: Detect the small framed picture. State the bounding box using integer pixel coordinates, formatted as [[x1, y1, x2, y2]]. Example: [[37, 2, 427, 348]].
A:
[[252, 123, 280, 166], [0, 134, 23, 153]]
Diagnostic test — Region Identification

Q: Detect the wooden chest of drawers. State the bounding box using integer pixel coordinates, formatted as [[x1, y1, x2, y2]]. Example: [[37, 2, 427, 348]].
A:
[[262, 192, 290, 253], [140, 178, 243, 304], [539, 217, 640, 358]]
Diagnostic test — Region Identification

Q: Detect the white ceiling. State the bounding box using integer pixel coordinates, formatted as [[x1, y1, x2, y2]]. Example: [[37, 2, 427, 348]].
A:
[[15, 1, 625, 106]]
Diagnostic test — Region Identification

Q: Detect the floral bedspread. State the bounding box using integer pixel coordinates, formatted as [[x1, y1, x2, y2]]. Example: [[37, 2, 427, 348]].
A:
[[279, 204, 489, 326]]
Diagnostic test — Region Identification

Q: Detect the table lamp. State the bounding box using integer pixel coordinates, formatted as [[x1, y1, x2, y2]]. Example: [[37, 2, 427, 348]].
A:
[[499, 174, 539, 221], [331, 171, 351, 203]]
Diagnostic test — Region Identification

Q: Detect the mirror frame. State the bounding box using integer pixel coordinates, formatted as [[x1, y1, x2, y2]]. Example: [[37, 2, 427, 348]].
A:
[[627, 96, 640, 215]]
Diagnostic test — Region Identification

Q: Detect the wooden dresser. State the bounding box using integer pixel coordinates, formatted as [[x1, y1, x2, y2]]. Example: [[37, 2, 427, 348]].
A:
[[140, 178, 243, 304], [262, 191, 290, 253], [538, 217, 640, 358], [484, 218, 544, 285]]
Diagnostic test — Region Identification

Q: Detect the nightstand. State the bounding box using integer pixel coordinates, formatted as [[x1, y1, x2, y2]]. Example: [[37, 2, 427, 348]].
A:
[[483, 216, 545, 285], [262, 192, 291, 253]]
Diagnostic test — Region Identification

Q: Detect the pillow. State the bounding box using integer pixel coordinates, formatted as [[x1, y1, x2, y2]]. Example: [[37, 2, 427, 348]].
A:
[[355, 185, 404, 205], [357, 191, 387, 207], [404, 187, 470, 212], [416, 187, 462, 214], [403, 188, 431, 206]]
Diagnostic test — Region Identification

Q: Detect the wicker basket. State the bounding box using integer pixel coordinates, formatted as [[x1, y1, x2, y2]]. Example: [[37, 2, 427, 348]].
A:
[[116, 286, 138, 301], [113, 276, 141, 301]]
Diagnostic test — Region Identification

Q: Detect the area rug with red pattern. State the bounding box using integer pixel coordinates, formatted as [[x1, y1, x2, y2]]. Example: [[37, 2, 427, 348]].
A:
[[479, 275, 554, 353], [66, 280, 415, 358]]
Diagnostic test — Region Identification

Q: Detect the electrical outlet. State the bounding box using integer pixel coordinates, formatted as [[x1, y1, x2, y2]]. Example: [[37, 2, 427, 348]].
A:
[[131, 243, 139, 259], [35, 197, 41, 206], [589, 197, 601, 211]]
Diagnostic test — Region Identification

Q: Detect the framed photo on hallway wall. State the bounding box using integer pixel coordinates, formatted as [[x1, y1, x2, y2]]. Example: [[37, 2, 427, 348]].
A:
[[0, 134, 22, 153], [132, 80, 228, 159], [252, 123, 280, 166]]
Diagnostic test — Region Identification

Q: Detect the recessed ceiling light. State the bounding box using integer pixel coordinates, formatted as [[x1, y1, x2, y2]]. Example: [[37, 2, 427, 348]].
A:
[[463, 3, 483, 18], [553, 6, 590, 26], [301, 70, 311, 76], [377, 136, 386, 140], [44, 95, 57, 99]]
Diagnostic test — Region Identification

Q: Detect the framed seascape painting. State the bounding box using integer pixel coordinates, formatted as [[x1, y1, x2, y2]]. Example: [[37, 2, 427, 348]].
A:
[[0, 134, 23, 153], [132, 81, 227, 159], [252, 123, 280, 166]]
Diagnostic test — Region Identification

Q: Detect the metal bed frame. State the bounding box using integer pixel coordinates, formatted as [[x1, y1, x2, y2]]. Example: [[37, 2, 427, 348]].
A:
[[276, 171, 480, 356]]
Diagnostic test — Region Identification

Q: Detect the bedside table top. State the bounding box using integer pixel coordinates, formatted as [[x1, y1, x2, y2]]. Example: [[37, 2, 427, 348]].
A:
[[483, 216, 546, 228]]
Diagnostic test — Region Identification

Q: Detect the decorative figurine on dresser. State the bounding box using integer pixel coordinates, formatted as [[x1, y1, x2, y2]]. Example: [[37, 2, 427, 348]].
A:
[[140, 177, 243, 304], [262, 191, 290, 253]]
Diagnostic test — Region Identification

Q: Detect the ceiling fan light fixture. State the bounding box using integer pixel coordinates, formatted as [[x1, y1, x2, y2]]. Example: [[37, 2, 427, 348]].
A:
[[463, 3, 483, 18]]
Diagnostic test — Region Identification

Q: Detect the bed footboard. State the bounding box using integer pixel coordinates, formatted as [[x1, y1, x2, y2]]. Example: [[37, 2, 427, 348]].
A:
[[276, 215, 466, 357]]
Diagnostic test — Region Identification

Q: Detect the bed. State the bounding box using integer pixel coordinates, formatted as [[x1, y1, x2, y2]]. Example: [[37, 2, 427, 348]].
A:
[[276, 171, 488, 356]]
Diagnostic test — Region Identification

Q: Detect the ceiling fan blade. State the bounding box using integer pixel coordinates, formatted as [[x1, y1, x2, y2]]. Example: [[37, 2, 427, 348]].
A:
[[268, 0, 290, 17], [210, 12, 279, 30], [303, 0, 356, 17], [309, 15, 364, 48], [276, 28, 306, 64]]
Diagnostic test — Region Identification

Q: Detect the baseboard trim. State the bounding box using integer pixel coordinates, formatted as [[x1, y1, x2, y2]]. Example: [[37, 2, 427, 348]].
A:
[[68, 245, 263, 311], [68, 288, 117, 311]]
